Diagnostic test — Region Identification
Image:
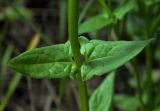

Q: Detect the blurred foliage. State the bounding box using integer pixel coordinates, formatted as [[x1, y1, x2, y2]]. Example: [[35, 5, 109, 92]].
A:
[[0, 6, 32, 21], [0, 0, 160, 111]]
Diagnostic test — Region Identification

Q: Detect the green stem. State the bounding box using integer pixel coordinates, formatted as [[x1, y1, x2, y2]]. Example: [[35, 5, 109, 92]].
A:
[[0, 45, 13, 86], [76, 72, 89, 111], [145, 21, 154, 109], [145, 44, 153, 110], [98, 0, 112, 17], [68, 0, 89, 111], [0, 73, 21, 111], [79, 0, 94, 24], [132, 61, 144, 107]]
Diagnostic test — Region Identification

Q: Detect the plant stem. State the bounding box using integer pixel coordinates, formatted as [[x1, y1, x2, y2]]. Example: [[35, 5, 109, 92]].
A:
[[145, 44, 153, 110], [0, 45, 13, 86], [132, 61, 144, 107], [145, 20, 154, 109], [76, 72, 89, 111], [68, 0, 89, 111], [98, 0, 112, 17], [68, 0, 82, 67], [79, 0, 94, 24]]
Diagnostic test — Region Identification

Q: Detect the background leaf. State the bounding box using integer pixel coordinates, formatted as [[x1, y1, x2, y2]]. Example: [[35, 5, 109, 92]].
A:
[[114, 94, 141, 111], [114, 0, 136, 20], [81, 39, 151, 80], [78, 13, 114, 34], [1, 6, 32, 21], [98, 0, 112, 16], [8, 42, 76, 79], [78, 0, 136, 35], [89, 72, 115, 111]]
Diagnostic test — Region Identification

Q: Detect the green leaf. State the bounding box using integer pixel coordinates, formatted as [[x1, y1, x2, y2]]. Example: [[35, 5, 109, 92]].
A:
[[8, 42, 77, 79], [13, 6, 32, 20], [0, 45, 13, 85], [114, 94, 141, 111], [78, 0, 136, 34], [114, 0, 136, 20], [89, 72, 115, 111], [81, 39, 150, 80], [78, 13, 114, 34], [143, 0, 160, 6], [2, 6, 32, 21], [8, 37, 150, 80], [98, 0, 112, 16]]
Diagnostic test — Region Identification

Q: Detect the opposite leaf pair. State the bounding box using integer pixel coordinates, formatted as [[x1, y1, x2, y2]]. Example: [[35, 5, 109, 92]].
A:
[[8, 36, 150, 81], [79, 0, 136, 34]]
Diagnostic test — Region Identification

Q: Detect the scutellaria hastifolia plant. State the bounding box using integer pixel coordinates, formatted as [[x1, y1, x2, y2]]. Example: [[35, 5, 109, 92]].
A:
[[8, 0, 151, 111]]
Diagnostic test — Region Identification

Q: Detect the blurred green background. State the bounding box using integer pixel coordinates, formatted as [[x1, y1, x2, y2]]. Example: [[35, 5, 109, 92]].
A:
[[0, 0, 160, 111]]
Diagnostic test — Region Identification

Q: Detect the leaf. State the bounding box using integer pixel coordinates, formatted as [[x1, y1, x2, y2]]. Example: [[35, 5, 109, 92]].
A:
[[98, 0, 112, 16], [114, 0, 136, 20], [4, 6, 32, 21], [8, 42, 77, 79], [78, 13, 114, 34], [143, 0, 160, 6], [114, 94, 141, 111], [89, 72, 115, 111], [0, 45, 13, 85], [78, 1, 136, 34], [81, 39, 151, 80], [8, 37, 150, 80]]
